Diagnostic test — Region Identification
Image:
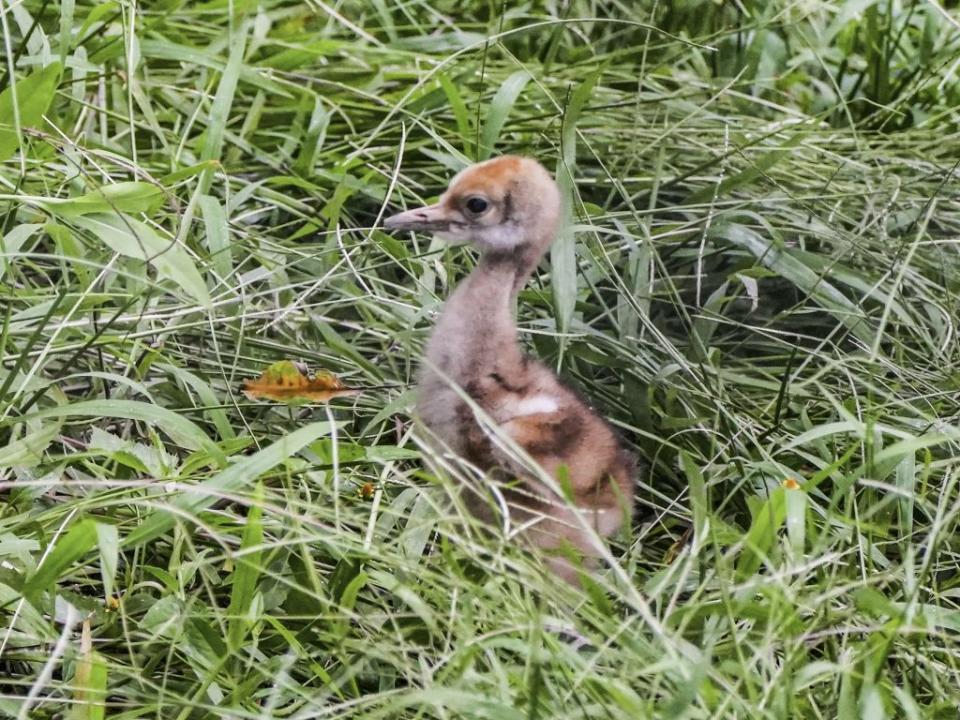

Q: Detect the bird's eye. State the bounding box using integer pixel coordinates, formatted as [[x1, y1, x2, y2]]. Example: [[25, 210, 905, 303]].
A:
[[464, 196, 489, 215]]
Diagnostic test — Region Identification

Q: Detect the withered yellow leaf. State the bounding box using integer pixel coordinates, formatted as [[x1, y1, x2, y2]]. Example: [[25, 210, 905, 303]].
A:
[[242, 361, 361, 404]]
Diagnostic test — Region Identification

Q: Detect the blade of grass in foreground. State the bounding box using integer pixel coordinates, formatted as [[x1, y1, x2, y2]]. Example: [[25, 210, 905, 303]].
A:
[[226, 481, 264, 655], [20, 519, 99, 602], [0, 62, 61, 163], [7, 399, 223, 458], [123, 421, 336, 548], [477, 70, 531, 161], [553, 70, 599, 339]]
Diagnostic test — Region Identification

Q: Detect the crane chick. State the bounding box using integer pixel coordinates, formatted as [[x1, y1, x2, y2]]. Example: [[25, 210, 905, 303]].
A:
[[384, 155, 635, 585]]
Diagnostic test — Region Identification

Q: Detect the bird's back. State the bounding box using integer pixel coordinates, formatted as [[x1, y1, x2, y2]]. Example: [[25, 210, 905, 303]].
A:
[[417, 351, 635, 538]]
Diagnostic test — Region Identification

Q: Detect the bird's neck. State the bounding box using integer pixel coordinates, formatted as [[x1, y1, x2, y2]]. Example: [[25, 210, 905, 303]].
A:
[[426, 240, 547, 381], [478, 242, 543, 292]]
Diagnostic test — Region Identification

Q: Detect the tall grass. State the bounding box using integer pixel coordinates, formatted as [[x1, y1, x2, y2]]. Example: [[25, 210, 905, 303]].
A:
[[1, 1, 959, 717]]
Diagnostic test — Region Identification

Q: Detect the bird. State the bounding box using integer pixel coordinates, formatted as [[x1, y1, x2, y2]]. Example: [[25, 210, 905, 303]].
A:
[[383, 155, 635, 585]]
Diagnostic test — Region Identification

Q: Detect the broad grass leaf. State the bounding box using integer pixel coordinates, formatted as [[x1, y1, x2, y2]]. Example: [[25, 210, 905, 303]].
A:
[[711, 222, 876, 346], [895, 453, 915, 535], [859, 685, 888, 720], [0, 62, 61, 163], [784, 478, 806, 554], [70, 212, 211, 307], [618, 233, 652, 341], [686, 131, 807, 205], [201, 22, 247, 170], [736, 486, 787, 579], [560, 70, 600, 170], [659, 657, 709, 717], [159, 160, 219, 185], [21, 518, 98, 600], [404, 32, 488, 52], [920, 6, 938, 64], [0, 582, 51, 641], [822, 432, 957, 506], [241, 360, 361, 404], [140, 595, 183, 637], [838, 661, 858, 720], [892, 686, 922, 720], [88, 426, 175, 476], [328, 556, 365, 606], [400, 492, 437, 562], [198, 193, 232, 281], [258, 40, 346, 70], [45, 220, 90, 284], [478, 70, 530, 161], [338, 571, 368, 613], [552, 168, 578, 337], [0, 420, 61, 468], [138, 39, 288, 96], [873, 433, 958, 464], [389, 689, 525, 720], [292, 98, 330, 177], [95, 523, 118, 600], [689, 280, 729, 361], [892, 602, 960, 632], [58, 0, 75, 66], [77, 1, 117, 42], [854, 587, 898, 619], [552, 70, 599, 336], [70, 619, 107, 720], [123, 421, 336, 548], [736, 272, 759, 311], [680, 451, 708, 542], [11, 399, 222, 458], [227, 481, 264, 652], [586, 677, 647, 715], [38, 182, 164, 218], [159, 362, 235, 441], [791, 248, 912, 326], [438, 72, 472, 157], [419, 147, 470, 173], [312, 320, 382, 377], [780, 420, 863, 452], [0, 223, 43, 280]]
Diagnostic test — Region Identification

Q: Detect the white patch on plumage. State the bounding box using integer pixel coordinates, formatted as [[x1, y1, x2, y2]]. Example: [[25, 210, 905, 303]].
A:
[[506, 394, 559, 417], [590, 506, 626, 537]]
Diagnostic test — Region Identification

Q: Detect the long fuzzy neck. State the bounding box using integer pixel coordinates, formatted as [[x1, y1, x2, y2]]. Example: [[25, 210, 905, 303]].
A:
[[425, 241, 546, 381]]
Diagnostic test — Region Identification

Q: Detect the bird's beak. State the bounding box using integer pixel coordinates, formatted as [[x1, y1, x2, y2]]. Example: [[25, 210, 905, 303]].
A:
[[383, 203, 453, 233]]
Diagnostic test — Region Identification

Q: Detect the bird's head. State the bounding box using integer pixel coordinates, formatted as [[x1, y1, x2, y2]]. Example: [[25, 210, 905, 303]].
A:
[[383, 155, 561, 257]]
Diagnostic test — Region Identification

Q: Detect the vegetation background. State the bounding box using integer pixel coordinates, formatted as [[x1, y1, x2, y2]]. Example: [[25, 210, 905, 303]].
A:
[[1, 0, 959, 717]]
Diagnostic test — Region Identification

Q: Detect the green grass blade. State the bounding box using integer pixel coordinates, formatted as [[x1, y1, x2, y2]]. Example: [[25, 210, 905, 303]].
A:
[[478, 70, 530, 161], [95, 523, 118, 601], [21, 518, 98, 601], [123, 421, 335, 548], [226, 481, 264, 654], [551, 70, 599, 338], [0, 62, 61, 163], [8, 399, 222, 458], [69, 212, 211, 307]]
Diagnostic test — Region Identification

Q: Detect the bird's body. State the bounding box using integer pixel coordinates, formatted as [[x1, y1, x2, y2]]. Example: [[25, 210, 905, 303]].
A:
[[385, 155, 634, 583]]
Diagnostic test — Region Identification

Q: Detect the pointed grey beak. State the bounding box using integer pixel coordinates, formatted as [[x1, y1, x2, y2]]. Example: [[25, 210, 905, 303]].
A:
[[383, 203, 452, 232]]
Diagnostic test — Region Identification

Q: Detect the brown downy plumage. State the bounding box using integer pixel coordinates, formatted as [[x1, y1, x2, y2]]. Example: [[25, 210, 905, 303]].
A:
[[384, 155, 635, 584]]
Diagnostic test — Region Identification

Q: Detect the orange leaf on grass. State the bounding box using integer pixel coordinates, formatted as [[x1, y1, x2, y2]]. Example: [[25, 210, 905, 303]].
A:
[[242, 361, 361, 404]]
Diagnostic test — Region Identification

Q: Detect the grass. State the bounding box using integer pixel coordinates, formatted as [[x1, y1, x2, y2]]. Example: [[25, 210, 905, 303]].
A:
[[1, 0, 960, 717]]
